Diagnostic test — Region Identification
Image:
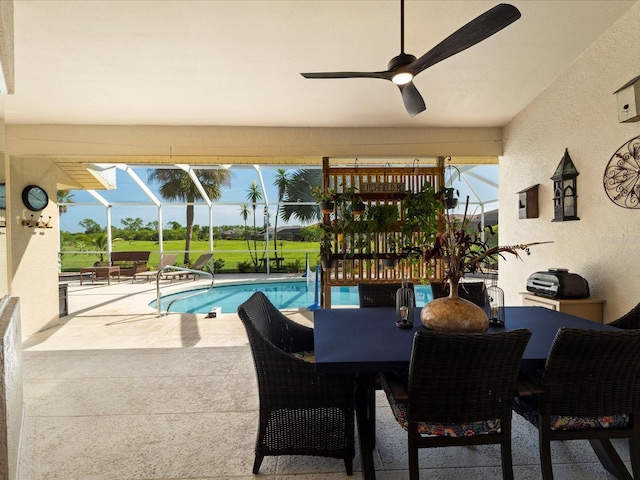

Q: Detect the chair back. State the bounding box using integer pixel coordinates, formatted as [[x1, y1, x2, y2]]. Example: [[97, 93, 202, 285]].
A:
[[158, 253, 178, 269], [192, 253, 213, 270], [608, 302, 640, 329], [407, 329, 531, 424], [238, 291, 301, 354], [538, 328, 640, 417], [358, 282, 414, 308], [430, 281, 486, 307]]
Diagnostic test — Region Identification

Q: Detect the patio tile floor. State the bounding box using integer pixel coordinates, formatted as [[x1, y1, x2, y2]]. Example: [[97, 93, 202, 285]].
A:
[[20, 275, 630, 479]]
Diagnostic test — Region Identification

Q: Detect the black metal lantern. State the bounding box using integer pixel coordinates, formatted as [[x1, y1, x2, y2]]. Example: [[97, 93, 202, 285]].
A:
[[551, 148, 580, 221]]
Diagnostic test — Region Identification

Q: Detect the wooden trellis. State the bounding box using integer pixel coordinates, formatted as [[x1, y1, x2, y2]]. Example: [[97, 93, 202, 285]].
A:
[[320, 157, 446, 307]]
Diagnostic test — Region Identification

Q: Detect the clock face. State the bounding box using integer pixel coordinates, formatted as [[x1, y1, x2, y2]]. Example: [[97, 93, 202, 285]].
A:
[[22, 185, 49, 211]]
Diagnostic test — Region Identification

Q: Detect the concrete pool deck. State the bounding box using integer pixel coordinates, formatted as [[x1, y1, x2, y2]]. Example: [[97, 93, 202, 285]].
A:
[[25, 272, 310, 351], [19, 273, 631, 479]]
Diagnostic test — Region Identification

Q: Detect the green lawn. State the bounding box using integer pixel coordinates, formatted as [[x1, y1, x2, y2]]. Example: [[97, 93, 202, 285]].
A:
[[61, 238, 320, 273]]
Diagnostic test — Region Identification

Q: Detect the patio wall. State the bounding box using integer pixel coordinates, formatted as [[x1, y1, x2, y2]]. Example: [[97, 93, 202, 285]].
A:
[[0, 296, 23, 480], [500, 1, 640, 322]]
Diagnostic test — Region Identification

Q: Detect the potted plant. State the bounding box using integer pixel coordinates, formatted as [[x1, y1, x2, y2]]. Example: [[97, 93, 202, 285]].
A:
[[351, 197, 366, 216], [421, 197, 552, 332], [401, 182, 440, 262], [365, 203, 399, 267], [436, 187, 459, 210], [312, 186, 336, 214], [318, 222, 336, 270], [336, 187, 366, 217]]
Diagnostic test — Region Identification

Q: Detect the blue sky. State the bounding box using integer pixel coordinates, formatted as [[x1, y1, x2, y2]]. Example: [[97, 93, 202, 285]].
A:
[[59, 164, 498, 233], [60, 166, 315, 233]]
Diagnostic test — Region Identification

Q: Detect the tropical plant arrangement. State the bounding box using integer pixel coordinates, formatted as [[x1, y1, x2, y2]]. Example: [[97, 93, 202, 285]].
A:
[[424, 199, 550, 288], [365, 203, 399, 267], [421, 197, 552, 332], [401, 182, 441, 263]]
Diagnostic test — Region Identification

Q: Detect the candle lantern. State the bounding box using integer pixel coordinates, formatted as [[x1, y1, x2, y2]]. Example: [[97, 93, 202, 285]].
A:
[[395, 276, 415, 329], [551, 148, 580, 221], [485, 285, 505, 326]]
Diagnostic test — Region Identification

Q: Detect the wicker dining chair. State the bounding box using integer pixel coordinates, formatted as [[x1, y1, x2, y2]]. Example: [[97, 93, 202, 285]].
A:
[[357, 282, 414, 308], [608, 301, 640, 329], [357, 282, 416, 446], [382, 328, 532, 480], [513, 327, 640, 480], [237, 292, 356, 475], [430, 280, 486, 307]]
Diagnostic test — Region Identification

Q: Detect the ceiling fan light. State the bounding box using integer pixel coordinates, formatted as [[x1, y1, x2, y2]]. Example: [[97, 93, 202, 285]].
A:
[[392, 72, 413, 85]]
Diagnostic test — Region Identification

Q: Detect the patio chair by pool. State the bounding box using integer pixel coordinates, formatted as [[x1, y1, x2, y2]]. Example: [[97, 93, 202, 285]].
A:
[[162, 253, 213, 282], [513, 328, 640, 480], [237, 292, 356, 475], [132, 253, 178, 283], [382, 329, 531, 480]]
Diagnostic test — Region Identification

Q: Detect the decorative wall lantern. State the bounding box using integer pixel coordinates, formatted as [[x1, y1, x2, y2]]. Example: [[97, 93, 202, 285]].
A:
[[551, 148, 580, 222]]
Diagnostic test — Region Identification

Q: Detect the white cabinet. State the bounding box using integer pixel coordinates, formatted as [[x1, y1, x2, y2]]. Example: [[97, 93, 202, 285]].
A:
[[520, 293, 604, 323]]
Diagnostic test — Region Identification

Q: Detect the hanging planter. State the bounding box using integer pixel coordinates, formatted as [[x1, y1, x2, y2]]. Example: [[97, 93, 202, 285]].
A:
[[313, 186, 336, 214], [320, 259, 337, 270], [319, 201, 335, 214], [351, 199, 366, 216], [436, 187, 458, 210], [382, 257, 399, 269]]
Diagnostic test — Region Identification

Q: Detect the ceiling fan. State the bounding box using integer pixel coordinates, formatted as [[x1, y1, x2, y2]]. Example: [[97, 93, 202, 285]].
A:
[[301, 2, 521, 117]]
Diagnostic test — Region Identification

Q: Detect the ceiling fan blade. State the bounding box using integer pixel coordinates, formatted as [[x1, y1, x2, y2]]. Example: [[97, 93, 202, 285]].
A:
[[399, 82, 426, 117], [408, 3, 521, 76], [301, 71, 390, 80]]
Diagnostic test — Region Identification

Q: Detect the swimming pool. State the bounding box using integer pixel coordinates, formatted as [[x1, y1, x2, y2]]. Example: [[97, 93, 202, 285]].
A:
[[152, 280, 434, 314]]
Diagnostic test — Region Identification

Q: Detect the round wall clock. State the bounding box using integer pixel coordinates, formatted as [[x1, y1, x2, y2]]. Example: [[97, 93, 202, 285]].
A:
[[603, 135, 640, 209], [22, 185, 49, 211]]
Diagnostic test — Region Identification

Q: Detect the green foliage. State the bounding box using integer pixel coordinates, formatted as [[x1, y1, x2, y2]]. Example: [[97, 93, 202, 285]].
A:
[[236, 260, 252, 273], [299, 224, 321, 242], [312, 185, 335, 202], [121, 217, 144, 231], [281, 169, 322, 223], [284, 259, 303, 273], [59, 237, 319, 273], [402, 182, 440, 253], [365, 204, 398, 232], [213, 258, 225, 272], [79, 218, 103, 234]]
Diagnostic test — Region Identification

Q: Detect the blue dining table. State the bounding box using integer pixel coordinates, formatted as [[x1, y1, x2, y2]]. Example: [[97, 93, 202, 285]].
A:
[[313, 305, 621, 480]]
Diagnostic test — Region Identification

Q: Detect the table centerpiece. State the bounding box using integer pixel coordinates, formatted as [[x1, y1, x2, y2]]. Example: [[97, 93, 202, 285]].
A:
[[421, 199, 551, 332]]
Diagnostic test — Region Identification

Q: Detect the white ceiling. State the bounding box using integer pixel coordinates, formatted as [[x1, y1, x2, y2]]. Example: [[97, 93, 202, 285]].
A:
[[6, 0, 637, 128]]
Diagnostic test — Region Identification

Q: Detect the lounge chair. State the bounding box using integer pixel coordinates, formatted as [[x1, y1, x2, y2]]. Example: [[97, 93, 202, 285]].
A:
[[162, 253, 213, 282], [132, 253, 178, 283]]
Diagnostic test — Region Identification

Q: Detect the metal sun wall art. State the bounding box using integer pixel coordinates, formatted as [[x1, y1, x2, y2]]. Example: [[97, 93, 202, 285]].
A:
[[604, 134, 640, 209]]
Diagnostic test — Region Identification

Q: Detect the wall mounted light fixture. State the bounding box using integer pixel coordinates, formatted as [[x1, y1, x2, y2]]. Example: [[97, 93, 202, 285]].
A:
[[21, 214, 52, 229]]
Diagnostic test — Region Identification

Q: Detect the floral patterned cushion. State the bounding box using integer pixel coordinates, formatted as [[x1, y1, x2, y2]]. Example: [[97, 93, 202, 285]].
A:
[[514, 396, 630, 430], [292, 351, 315, 363], [380, 374, 501, 437]]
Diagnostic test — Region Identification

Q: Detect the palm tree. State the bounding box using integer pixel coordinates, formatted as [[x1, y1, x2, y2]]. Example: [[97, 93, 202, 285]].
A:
[[239, 204, 251, 262], [148, 168, 232, 265], [280, 169, 322, 223], [246, 182, 263, 268], [273, 169, 289, 261], [57, 190, 74, 216]]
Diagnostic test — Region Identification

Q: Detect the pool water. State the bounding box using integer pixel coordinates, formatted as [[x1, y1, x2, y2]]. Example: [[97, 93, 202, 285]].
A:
[[152, 280, 434, 314]]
